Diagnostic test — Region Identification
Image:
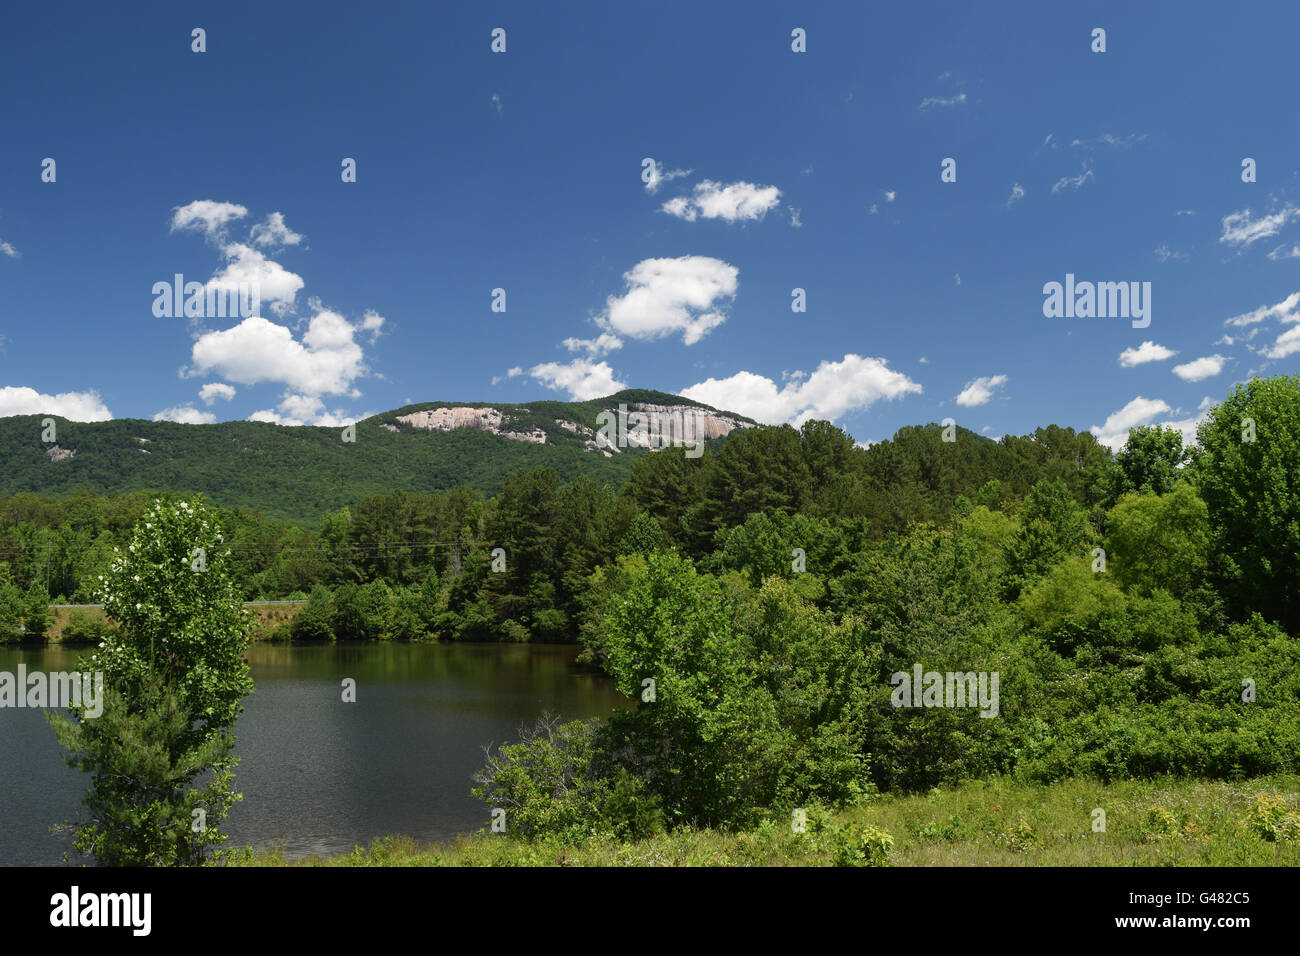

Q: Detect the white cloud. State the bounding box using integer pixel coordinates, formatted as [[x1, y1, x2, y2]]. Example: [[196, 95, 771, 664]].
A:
[[1006, 183, 1025, 207], [249, 212, 303, 249], [919, 93, 967, 110], [1089, 396, 1174, 451], [884, 190, 896, 202], [186, 311, 373, 396], [1176, 209, 1196, 216], [1052, 162, 1094, 193], [790, 208, 802, 228], [598, 255, 738, 345], [1071, 132, 1148, 150], [205, 242, 304, 315], [643, 160, 691, 195], [1267, 243, 1300, 261], [1224, 292, 1300, 327], [1265, 325, 1300, 360], [248, 392, 366, 427], [955, 374, 1008, 407], [1172, 355, 1227, 382], [199, 383, 237, 404], [954, 274, 961, 286], [491, 93, 502, 114], [527, 358, 627, 400], [153, 404, 216, 425], [359, 310, 385, 343], [1119, 341, 1178, 367], [0, 240, 19, 259], [170, 200, 248, 239], [661, 179, 782, 222], [0, 386, 112, 421], [869, 203, 880, 215], [680, 354, 921, 426], [562, 333, 623, 358], [1219, 204, 1300, 247], [1155, 244, 1189, 262]]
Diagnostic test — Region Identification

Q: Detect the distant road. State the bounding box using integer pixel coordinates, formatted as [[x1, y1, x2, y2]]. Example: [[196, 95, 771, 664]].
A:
[[49, 601, 307, 609]]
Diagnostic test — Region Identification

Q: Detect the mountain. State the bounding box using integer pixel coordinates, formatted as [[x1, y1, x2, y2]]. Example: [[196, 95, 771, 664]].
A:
[[0, 390, 756, 523]]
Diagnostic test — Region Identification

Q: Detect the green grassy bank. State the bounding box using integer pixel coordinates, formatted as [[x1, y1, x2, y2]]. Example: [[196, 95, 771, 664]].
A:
[[222, 775, 1300, 867]]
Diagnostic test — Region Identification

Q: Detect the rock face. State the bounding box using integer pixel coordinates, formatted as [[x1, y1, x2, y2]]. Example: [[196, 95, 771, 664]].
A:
[[397, 407, 505, 432], [388, 400, 748, 452], [394, 407, 546, 444], [592, 402, 752, 453], [45, 445, 76, 462]]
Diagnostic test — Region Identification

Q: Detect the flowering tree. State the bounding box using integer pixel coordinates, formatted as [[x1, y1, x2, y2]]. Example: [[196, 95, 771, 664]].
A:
[[48, 496, 254, 865]]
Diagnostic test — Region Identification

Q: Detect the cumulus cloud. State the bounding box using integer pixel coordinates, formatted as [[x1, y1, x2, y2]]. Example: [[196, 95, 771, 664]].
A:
[[0, 239, 19, 258], [1119, 341, 1178, 367], [248, 393, 366, 427], [955, 374, 1008, 407], [172, 200, 306, 315], [1052, 162, 1094, 193], [249, 212, 304, 249], [1172, 355, 1227, 382], [919, 93, 967, 110], [643, 160, 691, 194], [171, 200, 248, 239], [662, 180, 781, 222], [1006, 183, 1025, 207], [359, 310, 385, 342], [1089, 396, 1174, 451], [527, 358, 627, 401], [562, 333, 623, 358], [1224, 292, 1300, 327], [1220, 204, 1300, 248], [1265, 325, 1300, 360], [199, 383, 237, 404], [0, 386, 112, 421], [153, 404, 216, 425], [186, 310, 373, 396], [598, 256, 738, 345], [205, 243, 304, 315], [679, 354, 921, 426]]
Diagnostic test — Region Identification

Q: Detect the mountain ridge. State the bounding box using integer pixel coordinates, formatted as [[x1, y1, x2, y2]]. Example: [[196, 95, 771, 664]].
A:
[[0, 389, 757, 523]]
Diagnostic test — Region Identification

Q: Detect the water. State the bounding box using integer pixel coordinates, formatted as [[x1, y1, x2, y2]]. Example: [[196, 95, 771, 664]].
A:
[[0, 642, 624, 866]]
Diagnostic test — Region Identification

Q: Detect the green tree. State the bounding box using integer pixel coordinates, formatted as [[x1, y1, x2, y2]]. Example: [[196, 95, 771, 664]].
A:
[[1193, 376, 1300, 631], [47, 496, 254, 865], [1093, 425, 1189, 506]]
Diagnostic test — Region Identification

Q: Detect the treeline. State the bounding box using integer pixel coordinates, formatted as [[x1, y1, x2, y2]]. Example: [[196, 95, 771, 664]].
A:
[[4, 412, 1128, 642], [468, 376, 1300, 839]]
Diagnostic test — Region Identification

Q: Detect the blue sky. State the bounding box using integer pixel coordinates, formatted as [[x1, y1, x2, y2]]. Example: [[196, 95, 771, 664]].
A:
[[2, 0, 1299, 449]]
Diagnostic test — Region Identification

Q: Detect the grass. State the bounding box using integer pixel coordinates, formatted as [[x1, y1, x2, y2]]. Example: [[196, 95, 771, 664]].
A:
[[219, 774, 1300, 867]]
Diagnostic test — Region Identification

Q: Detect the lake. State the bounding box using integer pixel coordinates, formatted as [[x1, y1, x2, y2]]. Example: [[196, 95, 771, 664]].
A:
[[0, 642, 625, 866]]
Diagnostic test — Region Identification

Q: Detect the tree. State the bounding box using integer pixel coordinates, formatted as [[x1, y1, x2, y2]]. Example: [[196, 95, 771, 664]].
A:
[[1193, 376, 1300, 631], [1093, 425, 1189, 506], [1104, 483, 1210, 597], [22, 584, 50, 640], [47, 496, 254, 865]]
